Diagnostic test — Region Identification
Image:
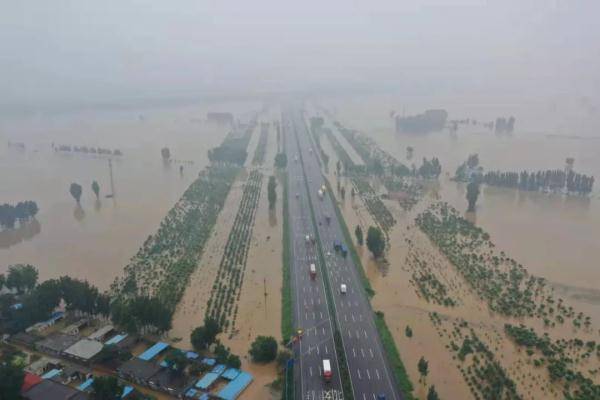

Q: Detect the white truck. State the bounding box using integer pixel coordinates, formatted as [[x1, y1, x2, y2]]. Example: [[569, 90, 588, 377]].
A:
[[322, 359, 332, 382], [317, 189, 324, 200], [310, 263, 316, 280], [340, 284, 347, 294]]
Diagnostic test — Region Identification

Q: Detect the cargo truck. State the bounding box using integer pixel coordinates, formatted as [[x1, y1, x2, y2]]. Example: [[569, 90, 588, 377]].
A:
[[322, 359, 332, 382], [309, 263, 316, 279]]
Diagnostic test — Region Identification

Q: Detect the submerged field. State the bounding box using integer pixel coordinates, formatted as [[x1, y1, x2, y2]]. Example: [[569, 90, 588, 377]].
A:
[[310, 97, 600, 399]]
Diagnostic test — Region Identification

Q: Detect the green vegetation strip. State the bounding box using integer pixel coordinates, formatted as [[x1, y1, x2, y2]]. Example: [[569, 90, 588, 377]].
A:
[[252, 126, 269, 165], [206, 170, 263, 333], [374, 312, 415, 399], [280, 172, 293, 344], [113, 164, 241, 316]]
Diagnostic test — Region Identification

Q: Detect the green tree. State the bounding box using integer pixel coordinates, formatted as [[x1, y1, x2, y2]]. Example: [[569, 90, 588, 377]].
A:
[[0, 359, 25, 400], [249, 335, 278, 363], [354, 225, 363, 245], [0, 274, 5, 291], [418, 356, 429, 382], [161, 147, 171, 161], [190, 317, 221, 351], [70, 182, 83, 203], [6, 264, 38, 294], [92, 181, 100, 199], [268, 176, 277, 210], [466, 181, 480, 212], [405, 325, 413, 338], [226, 354, 241, 369], [164, 349, 188, 374], [274, 153, 287, 169], [91, 376, 123, 400], [366, 226, 385, 258], [276, 349, 292, 371], [427, 385, 440, 400]]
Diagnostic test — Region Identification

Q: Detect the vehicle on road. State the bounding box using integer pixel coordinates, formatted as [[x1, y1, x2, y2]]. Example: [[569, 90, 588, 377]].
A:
[[340, 284, 347, 294], [295, 192, 299, 198], [322, 359, 332, 382], [340, 244, 348, 258], [324, 214, 331, 225], [333, 240, 342, 251], [309, 263, 316, 279], [317, 189, 324, 199]]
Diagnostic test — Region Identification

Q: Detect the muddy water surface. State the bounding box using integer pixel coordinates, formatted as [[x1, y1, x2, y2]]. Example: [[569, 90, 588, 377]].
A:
[[0, 101, 259, 289]]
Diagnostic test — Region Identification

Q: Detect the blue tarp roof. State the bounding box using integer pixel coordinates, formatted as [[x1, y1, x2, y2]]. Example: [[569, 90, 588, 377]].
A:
[[222, 368, 240, 380], [195, 372, 219, 390], [199, 395, 209, 400], [201, 358, 216, 366], [217, 371, 253, 400], [211, 364, 226, 375], [77, 378, 94, 391], [121, 386, 134, 398], [185, 351, 200, 360], [105, 334, 127, 345], [41, 369, 61, 379], [138, 342, 169, 361], [185, 388, 198, 397]]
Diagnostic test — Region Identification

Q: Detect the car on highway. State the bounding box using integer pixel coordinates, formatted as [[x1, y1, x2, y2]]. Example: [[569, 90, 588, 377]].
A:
[[309, 263, 316, 279], [295, 192, 299, 198], [340, 284, 347, 294]]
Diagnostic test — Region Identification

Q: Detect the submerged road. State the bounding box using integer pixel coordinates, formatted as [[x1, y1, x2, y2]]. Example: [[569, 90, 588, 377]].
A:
[[287, 105, 402, 400], [284, 109, 344, 400]]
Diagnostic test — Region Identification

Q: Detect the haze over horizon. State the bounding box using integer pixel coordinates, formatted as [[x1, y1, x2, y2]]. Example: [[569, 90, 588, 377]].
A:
[[1, 0, 599, 111]]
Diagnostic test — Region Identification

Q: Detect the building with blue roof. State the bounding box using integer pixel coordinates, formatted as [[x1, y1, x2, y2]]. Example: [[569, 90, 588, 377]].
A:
[[217, 371, 253, 400], [195, 372, 220, 390], [121, 385, 134, 398], [185, 351, 200, 360], [138, 342, 169, 361], [41, 368, 61, 379], [201, 357, 216, 366], [77, 378, 94, 391], [222, 368, 240, 380], [105, 334, 127, 345], [211, 364, 226, 375]]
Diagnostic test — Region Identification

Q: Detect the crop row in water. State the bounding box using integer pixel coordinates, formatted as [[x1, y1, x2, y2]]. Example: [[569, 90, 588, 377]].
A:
[[205, 170, 263, 334], [416, 203, 592, 328], [430, 313, 522, 400], [504, 323, 599, 399], [112, 163, 241, 316]]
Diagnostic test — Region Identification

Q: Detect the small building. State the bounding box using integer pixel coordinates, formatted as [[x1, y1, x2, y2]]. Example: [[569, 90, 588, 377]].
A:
[[22, 379, 89, 400], [36, 333, 79, 357], [10, 331, 40, 348], [21, 372, 42, 393], [88, 325, 114, 342], [117, 358, 162, 386], [63, 339, 103, 364], [138, 341, 169, 361], [26, 311, 64, 333], [217, 371, 253, 400], [61, 319, 89, 336], [148, 368, 191, 396]]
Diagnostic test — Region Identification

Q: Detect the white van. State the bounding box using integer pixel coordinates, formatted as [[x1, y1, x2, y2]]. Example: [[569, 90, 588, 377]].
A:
[[340, 284, 347, 294]]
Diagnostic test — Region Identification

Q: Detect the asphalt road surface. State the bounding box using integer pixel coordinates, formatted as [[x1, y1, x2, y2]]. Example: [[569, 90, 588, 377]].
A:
[[285, 105, 403, 400], [284, 108, 344, 400]]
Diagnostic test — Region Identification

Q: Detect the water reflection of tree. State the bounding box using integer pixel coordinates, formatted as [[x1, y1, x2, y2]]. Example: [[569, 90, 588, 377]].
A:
[[73, 205, 85, 221], [94, 199, 102, 212], [0, 219, 41, 249]]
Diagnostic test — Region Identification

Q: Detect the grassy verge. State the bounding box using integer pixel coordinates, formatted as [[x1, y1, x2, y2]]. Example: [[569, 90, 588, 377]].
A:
[[281, 172, 293, 345], [374, 311, 415, 399]]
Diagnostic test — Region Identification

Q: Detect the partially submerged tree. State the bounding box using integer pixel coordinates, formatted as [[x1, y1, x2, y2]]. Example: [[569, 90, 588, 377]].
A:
[[268, 176, 277, 210], [69, 183, 83, 203], [6, 264, 38, 294], [191, 317, 221, 351], [466, 181, 480, 212], [92, 181, 100, 199], [418, 356, 429, 383], [366, 226, 385, 258], [354, 225, 363, 245]]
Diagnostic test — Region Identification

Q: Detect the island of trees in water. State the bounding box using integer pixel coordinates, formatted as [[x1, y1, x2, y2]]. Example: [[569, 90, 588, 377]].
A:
[[455, 154, 594, 195], [0, 201, 39, 230], [54, 144, 123, 156]]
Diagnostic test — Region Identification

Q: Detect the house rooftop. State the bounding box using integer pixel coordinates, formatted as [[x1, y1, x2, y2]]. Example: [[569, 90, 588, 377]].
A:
[[118, 358, 162, 381], [88, 325, 114, 341], [64, 339, 103, 360], [22, 379, 88, 400], [36, 333, 79, 353]]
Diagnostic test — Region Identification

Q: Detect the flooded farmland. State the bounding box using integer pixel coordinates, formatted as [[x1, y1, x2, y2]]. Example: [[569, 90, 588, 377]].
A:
[[0, 101, 259, 289]]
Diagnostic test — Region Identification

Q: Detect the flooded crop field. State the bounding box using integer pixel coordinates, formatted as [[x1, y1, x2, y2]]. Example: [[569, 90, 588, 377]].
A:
[[0, 100, 260, 289]]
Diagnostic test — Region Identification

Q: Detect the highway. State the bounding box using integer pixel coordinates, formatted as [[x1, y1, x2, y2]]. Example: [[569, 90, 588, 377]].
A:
[[285, 105, 402, 400], [284, 109, 344, 400]]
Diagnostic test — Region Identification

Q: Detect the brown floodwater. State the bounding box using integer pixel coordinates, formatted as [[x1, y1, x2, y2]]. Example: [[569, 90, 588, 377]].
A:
[[318, 94, 600, 291], [0, 100, 259, 290]]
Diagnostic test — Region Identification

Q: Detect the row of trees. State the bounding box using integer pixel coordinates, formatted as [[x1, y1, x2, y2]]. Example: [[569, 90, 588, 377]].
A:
[[0, 201, 39, 230], [55, 144, 123, 156], [69, 181, 101, 204], [268, 175, 277, 210], [494, 116, 516, 134], [418, 157, 442, 179], [482, 169, 594, 194]]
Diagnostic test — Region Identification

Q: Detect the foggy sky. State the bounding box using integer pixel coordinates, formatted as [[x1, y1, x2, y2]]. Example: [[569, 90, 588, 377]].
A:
[[1, 0, 599, 109]]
